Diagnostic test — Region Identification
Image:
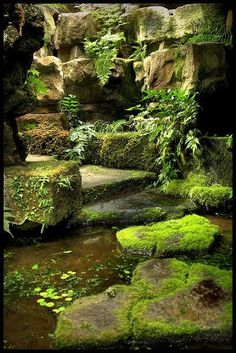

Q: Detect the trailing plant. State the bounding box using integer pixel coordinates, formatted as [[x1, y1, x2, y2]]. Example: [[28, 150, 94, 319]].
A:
[[127, 88, 202, 188], [84, 31, 125, 85], [25, 69, 49, 96], [59, 94, 80, 128], [64, 122, 96, 163]]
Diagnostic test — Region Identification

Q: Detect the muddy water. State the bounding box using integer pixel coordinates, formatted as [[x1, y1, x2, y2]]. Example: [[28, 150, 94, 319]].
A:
[[4, 216, 232, 349]]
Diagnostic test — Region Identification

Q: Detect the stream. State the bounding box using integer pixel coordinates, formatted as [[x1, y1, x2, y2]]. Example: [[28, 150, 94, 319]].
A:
[[3, 215, 232, 350]]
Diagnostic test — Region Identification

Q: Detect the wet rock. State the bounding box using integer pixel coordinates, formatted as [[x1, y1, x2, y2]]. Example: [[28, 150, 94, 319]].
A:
[[54, 285, 136, 349], [4, 160, 81, 228], [131, 259, 232, 347], [116, 214, 220, 257]]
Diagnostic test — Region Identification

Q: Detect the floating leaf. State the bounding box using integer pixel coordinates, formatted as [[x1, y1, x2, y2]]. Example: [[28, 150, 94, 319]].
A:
[[61, 274, 69, 279], [32, 264, 39, 270], [46, 288, 54, 293], [67, 271, 76, 275], [46, 302, 54, 307], [34, 287, 42, 293], [37, 298, 45, 303], [39, 292, 48, 298], [65, 297, 72, 301], [61, 293, 69, 297]]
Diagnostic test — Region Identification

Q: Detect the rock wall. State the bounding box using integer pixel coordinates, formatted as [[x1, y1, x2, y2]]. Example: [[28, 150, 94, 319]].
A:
[[29, 3, 233, 123], [3, 4, 45, 165]]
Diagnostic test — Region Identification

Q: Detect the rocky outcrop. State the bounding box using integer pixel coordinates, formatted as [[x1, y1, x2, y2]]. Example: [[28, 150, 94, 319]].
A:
[[3, 4, 45, 165]]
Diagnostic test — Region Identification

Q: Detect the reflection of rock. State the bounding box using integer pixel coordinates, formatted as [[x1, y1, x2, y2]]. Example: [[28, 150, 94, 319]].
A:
[[54, 258, 232, 349]]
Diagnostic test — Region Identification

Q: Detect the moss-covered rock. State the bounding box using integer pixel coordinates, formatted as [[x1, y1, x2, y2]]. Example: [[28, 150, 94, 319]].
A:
[[54, 284, 137, 349], [116, 214, 220, 257], [4, 160, 81, 228], [189, 186, 232, 212], [131, 259, 232, 348], [73, 206, 166, 226], [84, 132, 158, 172]]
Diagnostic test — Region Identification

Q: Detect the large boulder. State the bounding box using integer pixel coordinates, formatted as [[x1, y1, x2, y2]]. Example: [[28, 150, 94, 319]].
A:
[[4, 160, 81, 228], [53, 12, 97, 50], [32, 56, 64, 109], [124, 4, 227, 44], [141, 43, 226, 92]]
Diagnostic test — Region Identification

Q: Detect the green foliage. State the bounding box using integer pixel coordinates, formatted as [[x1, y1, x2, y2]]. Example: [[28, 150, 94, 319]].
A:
[[91, 4, 124, 37], [226, 134, 233, 149], [93, 119, 129, 133], [4, 207, 14, 237], [57, 176, 73, 190], [127, 89, 201, 188], [64, 122, 96, 163], [25, 69, 49, 96], [84, 32, 125, 85], [22, 122, 38, 131], [59, 94, 80, 128], [186, 18, 233, 47], [129, 42, 148, 61]]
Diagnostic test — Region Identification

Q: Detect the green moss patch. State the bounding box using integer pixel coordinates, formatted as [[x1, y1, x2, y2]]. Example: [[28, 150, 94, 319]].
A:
[[116, 214, 220, 257], [4, 160, 81, 227], [84, 132, 158, 172], [189, 185, 232, 212]]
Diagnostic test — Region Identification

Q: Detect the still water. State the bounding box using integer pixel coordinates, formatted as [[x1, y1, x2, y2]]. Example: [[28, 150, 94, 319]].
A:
[[3, 215, 232, 349]]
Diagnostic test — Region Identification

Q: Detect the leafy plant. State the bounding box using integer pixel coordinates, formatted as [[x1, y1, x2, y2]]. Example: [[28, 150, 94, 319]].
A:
[[59, 94, 80, 128], [93, 119, 129, 133], [84, 31, 125, 85], [127, 89, 202, 188], [25, 69, 49, 96], [129, 41, 148, 61], [4, 206, 14, 237], [64, 122, 96, 163], [91, 4, 124, 37], [57, 176, 73, 190]]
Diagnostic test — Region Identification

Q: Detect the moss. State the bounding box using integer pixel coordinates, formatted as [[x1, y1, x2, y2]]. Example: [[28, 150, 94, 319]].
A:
[[84, 132, 158, 172], [189, 185, 232, 212], [4, 161, 81, 226], [116, 214, 220, 257], [75, 206, 166, 226], [164, 171, 210, 198]]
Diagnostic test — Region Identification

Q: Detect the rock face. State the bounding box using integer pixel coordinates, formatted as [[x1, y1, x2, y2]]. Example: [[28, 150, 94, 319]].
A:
[[116, 214, 220, 257], [3, 4, 45, 165], [32, 56, 64, 110], [27, 3, 231, 123], [54, 258, 232, 349], [4, 160, 81, 228]]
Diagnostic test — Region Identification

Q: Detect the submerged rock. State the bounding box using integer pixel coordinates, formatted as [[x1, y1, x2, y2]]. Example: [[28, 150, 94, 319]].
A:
[[116, 214, 220, 257], [54, 258, 232, 349], [4, 160, 81, 228]]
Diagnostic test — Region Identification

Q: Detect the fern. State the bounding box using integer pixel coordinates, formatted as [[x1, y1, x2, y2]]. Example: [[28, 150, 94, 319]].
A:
[[4, 207, 14, 237], [25, 69, 48, 96]]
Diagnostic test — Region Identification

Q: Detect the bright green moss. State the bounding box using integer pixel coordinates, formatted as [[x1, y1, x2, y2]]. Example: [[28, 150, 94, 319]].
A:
[[116, 214, 220, 257], [189, 185, 232, 210], [164, 171, 210, 198]]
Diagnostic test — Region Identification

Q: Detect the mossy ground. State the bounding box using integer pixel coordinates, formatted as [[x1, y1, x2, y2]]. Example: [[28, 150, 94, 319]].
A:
[[116, 214, 220, 257]]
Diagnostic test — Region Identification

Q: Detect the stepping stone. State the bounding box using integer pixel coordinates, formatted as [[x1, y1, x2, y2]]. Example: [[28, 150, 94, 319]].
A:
[[116, 214, 220, 257]]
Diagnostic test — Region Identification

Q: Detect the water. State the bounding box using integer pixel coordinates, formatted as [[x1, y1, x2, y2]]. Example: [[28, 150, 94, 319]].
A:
[[3, 216, 232, 349]]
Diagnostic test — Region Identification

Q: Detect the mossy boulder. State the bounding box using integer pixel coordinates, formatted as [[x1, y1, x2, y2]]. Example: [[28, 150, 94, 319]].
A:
[[189, 186, 232, 212], [54, 284, 137, 349], [116, 214, 220, 257], [54, 258, 232, 349], [84, 132, 158, 172], [131, 259, 232, 348], [4, 160, 81, 228]]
